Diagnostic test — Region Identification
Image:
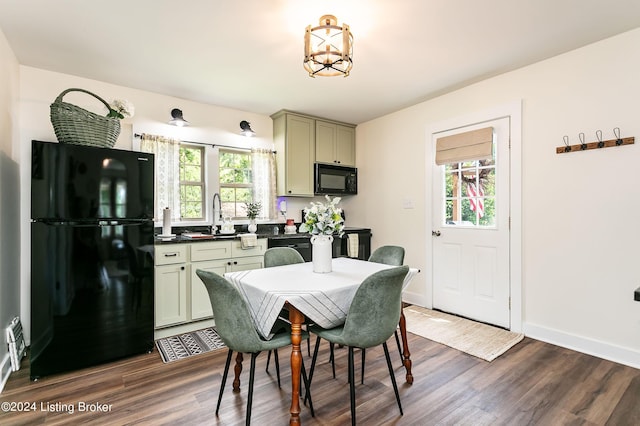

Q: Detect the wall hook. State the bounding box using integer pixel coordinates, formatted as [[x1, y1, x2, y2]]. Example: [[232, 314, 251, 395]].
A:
[[563, 135, 571, 152], [596, 130, 604, 148], [614, 127, 623, 145], [579, 132, 587, 150]]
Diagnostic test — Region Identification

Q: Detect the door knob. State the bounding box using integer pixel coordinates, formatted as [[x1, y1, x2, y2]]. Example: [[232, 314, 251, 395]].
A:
[[432, 230, 441, 237]]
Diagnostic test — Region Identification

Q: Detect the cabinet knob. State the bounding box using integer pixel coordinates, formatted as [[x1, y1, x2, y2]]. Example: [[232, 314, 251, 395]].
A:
[[180, 266, 185, 270]]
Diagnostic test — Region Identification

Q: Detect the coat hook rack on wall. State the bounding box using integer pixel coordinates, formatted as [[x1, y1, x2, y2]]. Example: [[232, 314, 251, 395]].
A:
[[556, 128, 634, 154]]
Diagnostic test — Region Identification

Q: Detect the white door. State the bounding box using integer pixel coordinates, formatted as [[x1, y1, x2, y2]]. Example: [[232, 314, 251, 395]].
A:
[[432, 117, 510, 328]]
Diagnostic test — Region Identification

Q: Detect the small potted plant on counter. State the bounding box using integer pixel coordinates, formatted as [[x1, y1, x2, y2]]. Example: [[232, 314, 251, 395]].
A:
[[245, 201, 262, 233]]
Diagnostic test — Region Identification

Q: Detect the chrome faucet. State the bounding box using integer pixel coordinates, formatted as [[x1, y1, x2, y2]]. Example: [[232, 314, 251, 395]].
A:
[[212, 193, 222, 224]]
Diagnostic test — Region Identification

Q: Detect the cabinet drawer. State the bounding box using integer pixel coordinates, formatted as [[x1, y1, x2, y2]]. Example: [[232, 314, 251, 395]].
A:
[[191, 241, 233, 262], [155, 245, 188, 265], [231, 238, 267, 258]]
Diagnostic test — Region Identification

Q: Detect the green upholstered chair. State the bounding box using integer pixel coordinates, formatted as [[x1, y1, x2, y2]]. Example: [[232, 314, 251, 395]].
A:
[[264, 246, 305, 267], [368, 245, 406, 361], [195, 269, 314, 425], [308, 266, 409, 426], [368, 245, 405, 266], [327, 245, 406, 381]]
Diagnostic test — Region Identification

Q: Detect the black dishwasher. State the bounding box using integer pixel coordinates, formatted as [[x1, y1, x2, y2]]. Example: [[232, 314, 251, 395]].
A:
[[267, 236, 312, 261]]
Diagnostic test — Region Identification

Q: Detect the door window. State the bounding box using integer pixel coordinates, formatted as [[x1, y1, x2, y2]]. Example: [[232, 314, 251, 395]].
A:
[[443, 158, 496, 228]]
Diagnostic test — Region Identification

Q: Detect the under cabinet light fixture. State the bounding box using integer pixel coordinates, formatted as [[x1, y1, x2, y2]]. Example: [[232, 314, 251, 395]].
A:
[[240, 120, 255, 137], [304, 14, 353, 77], [169, 108, 189, 127]]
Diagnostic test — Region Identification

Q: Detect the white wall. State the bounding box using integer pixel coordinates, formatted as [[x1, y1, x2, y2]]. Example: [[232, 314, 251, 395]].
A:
[[0, 26, 21, 389], [352, 28, 640, 368]]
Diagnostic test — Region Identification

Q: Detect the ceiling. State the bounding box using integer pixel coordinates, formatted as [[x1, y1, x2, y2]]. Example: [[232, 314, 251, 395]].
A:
[[1, 0, 640, 124]]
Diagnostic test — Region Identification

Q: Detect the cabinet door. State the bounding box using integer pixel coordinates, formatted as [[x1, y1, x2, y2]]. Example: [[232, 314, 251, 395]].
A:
[[315, 120, 337, 164], [336, 125, 356, 166], [190, 241, 233, 262], [285, 115, 315, 196], [155, 264, 188, 327], [229, 255, 265, 272], [190, 260, 227, 320], [155, 244, 188, 265]]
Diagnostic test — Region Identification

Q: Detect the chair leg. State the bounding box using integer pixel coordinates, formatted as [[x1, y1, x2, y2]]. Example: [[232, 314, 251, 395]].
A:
[[216, 349, 234, 416], [306, 336, 322, 406], [394, 330, 403, 365], [300, 356, 315, 417], [361, 348, 365, 384], [383, 342, 403, 416], [329, 343, 336, 378], [348, 347, 357, 426], [265, 350, 271, 372], [246, 352, 259, 426], [274, 349, 281, 388]]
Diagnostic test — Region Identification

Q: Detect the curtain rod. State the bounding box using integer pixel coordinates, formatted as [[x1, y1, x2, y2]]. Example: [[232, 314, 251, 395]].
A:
[[133, 133, 275, 153]]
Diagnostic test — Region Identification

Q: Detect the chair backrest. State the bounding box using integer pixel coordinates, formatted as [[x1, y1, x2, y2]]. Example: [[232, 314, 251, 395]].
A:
[[195, 269, 271, 353], [264, 247, 305, 268], [368, 245, 405, 266], [341, 265, 409, 348]]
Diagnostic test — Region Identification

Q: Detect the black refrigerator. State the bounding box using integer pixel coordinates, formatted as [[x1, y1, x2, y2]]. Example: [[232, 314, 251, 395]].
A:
[[30, 140, 155, 380]]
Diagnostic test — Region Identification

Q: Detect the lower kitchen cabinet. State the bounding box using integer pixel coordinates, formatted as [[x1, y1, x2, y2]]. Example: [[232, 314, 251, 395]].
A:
[[155, 238, 267, 328], [155, 263, 188, 327]]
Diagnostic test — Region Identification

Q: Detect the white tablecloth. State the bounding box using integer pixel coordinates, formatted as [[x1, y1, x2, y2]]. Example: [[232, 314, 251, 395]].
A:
[[225, 257, 418, 338]]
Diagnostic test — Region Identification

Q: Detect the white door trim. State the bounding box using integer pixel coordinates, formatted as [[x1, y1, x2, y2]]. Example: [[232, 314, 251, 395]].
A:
[[424, 100, 522, 333]]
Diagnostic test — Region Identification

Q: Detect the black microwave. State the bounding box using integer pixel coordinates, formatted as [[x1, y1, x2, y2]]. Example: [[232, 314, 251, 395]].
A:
[[314, 163, 357, 195]]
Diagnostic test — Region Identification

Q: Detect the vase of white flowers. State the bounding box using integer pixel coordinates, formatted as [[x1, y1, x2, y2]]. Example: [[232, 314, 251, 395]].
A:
[[244, 201, 262, 233], [299, 196, 344, 273]]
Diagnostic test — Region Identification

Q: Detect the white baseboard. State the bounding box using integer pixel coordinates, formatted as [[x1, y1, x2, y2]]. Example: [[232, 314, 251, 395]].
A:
[[402, 290, 429, 308], [0, 352, 12, 393], [524, 322, 640, 370]]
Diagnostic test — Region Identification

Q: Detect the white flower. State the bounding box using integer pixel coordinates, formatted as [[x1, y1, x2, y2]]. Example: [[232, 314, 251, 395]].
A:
[[108, 99, 135, 119], [299, 195, 344, 236]]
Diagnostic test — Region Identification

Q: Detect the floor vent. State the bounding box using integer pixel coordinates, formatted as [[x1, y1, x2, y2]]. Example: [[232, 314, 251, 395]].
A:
[[6, 317, 26, 372]]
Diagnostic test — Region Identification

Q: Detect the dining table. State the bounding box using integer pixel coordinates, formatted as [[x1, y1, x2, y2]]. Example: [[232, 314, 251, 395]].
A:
[[224, 257, 419, 425]]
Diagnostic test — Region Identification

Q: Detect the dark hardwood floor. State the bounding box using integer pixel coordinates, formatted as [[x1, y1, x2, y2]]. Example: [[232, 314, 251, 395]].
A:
[[1, 333, 638, 425]]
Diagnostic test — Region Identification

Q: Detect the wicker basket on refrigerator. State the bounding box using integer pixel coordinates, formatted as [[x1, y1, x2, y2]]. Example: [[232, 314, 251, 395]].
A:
[[50, 88, 121, 148]]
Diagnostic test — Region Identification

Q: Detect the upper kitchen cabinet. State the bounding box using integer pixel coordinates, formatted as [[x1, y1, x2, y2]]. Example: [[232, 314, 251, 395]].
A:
[[315, 120, 356, 166], [272, 110, 316, 196], [271, 110, 357, 196]]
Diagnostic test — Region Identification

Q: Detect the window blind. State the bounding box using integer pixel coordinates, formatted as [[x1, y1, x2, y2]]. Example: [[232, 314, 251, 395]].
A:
[[435, 126, 494, 165]]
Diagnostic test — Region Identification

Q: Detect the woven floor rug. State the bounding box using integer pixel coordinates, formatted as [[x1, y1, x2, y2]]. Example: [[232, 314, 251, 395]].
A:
[[155, 327, 226, 363], [404, 306, 524, 362]]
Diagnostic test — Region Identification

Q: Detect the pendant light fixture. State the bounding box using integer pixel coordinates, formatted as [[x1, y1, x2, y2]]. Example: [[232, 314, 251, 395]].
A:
[[304, 15, 353, 77]]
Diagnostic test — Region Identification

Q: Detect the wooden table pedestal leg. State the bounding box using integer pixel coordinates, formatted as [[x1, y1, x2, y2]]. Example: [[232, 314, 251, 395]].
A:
[[288, 305, 303, 425], [232, 352, 243, 393], [398, 310, 414, 384]]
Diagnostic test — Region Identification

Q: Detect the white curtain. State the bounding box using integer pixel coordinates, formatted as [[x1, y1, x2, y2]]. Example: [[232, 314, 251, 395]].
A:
[[251, 148, 277, 219], [140, 134, 181, 221]]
